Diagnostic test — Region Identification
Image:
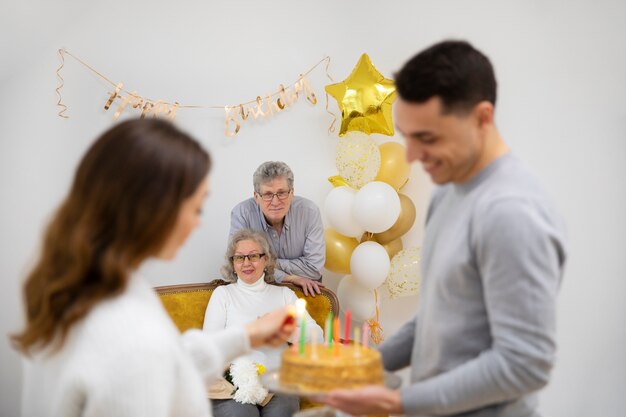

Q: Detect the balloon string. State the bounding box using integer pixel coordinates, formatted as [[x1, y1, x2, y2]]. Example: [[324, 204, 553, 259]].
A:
[[322, 56, 337, 134], [325, 92, 337, 134], [55, 49, 69, 119], [398, 177, 409, 191], [368, 289, 384, 344], [58, 48, 332, 110]]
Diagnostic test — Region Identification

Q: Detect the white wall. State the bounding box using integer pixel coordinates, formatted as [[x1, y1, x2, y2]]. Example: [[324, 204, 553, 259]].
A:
[[1, 1, 625, 416]]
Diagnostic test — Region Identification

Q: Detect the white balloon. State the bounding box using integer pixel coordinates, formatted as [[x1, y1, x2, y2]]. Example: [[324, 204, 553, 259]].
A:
[[324, 186, 364, 238], [353, 181, 401, 233], [336, 275, 376, 322], [350, 241, 391, 290]]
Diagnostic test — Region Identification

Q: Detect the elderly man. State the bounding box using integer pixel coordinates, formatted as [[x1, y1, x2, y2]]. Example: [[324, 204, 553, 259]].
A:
[[320, 40, 567, 417], [229, 161, 325, 296]]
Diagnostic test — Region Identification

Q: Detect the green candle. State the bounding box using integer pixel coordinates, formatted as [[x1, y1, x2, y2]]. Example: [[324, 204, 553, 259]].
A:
[[325, 312, 333, 349], [299, 316, 306, 355], [295, 299, 307, 356]]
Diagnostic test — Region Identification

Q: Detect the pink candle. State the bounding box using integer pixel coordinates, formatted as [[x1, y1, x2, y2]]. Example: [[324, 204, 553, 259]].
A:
[[344, 310, 351, 346], [362, 322, 369, 348], [333, 317, 340, 356]]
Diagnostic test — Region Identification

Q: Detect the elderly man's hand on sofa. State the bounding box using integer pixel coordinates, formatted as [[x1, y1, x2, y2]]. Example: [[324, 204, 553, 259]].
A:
[[283, 275, 324, 297]]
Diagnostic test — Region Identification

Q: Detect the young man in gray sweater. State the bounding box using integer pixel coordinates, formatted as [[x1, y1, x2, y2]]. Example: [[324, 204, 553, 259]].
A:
[[321, 40, 567, 417]]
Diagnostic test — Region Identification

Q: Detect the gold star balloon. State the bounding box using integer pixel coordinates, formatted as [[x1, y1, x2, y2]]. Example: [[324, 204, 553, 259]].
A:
[[325, 53, 397, 136]]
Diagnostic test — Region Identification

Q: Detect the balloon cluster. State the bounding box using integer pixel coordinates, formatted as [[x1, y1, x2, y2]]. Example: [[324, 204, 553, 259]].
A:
[[324, 54, 421, 330], [324, 141, 420, 322]]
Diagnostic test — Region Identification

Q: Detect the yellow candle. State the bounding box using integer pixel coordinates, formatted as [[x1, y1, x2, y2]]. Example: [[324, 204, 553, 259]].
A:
[[310, 326, 318, 359]]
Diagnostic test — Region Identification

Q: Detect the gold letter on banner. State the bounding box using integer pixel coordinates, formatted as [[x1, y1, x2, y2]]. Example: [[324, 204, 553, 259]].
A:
[[106, 90, 179, 121], [223, 75, 318, 136], [105, 83, 124, 110], [225, 106, 241, 137]]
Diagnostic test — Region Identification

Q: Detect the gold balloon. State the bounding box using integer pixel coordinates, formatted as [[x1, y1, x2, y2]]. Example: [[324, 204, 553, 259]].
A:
[[382, 238, 403, 260], [360, 233, 403, 260], [374, 194, 416, 244], [375, 142, 410, 190], [325, 53, 397, 137], [324, 228, 359, 274]]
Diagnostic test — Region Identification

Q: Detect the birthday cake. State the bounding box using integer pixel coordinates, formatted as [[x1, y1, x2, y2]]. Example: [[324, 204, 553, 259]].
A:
[[279, 344, 384, 392]]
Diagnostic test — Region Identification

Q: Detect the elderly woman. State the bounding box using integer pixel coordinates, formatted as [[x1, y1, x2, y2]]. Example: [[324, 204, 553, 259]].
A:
[[203, 228, 323, 417]]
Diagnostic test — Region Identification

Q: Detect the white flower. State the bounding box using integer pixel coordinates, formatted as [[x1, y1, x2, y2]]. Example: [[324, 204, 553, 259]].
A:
[[230, 358, 268, 405]]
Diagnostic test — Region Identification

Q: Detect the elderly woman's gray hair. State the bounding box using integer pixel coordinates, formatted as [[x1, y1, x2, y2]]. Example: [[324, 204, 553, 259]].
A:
[[221, 229, 276, 282], [252, 161, 294, 194]]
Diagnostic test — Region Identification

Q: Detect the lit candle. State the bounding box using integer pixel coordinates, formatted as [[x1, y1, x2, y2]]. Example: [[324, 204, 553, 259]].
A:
[[295, 298, 306, 316], [325, 312, 333, 349], [295, 299, 307, 356], [344, 310, 351, 346], [362, 322, 369, 348]]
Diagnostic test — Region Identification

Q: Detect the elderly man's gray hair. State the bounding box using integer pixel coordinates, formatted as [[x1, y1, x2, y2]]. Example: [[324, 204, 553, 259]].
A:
[[253, 161, 294, 194]]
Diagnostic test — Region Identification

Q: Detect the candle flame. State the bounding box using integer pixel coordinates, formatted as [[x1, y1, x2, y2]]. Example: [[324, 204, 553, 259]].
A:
[[295, 299, 306, 316]]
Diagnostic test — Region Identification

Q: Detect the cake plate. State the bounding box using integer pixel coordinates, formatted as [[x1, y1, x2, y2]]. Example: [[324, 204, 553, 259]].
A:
[[260, 369, 402, 399]]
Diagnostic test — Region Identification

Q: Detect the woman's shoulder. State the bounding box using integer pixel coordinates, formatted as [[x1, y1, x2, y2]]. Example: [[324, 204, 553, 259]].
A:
[[212, 281, 235, 296], [77, 281, 179, 350]]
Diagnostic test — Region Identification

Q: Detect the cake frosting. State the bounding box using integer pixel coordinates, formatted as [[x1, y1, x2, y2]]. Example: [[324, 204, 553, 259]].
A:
[[280, 344, 384, 392]]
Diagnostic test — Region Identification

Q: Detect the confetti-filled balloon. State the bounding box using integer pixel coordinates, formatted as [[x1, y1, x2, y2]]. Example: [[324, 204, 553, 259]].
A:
[[335, 134, 381, 189], [386, 246, 421, 298], [325, 53, 397, 137]]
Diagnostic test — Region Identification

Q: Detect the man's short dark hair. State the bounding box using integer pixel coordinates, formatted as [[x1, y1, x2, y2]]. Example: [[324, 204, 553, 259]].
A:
[[395, 40, 497, 114]]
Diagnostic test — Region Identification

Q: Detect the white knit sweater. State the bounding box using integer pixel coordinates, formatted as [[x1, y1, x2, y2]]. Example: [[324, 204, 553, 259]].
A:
[[21, 276, 250, 417], [202, 277, 323, 370]]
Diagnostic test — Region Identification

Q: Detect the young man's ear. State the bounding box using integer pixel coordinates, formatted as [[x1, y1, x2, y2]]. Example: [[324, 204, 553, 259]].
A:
[[474, 101, 494, 128]]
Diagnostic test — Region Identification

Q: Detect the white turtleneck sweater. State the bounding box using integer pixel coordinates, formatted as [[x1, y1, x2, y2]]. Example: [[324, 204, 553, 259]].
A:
[[21, 276, 251, 417], [203, 277, 323, 370]]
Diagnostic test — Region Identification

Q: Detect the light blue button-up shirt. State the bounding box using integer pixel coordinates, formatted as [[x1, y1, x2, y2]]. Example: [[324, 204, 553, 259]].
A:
[[229, 196, 325, 282]]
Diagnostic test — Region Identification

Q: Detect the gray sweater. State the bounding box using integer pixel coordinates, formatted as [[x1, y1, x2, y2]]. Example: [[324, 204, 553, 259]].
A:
[[379, 154, 567, 417]]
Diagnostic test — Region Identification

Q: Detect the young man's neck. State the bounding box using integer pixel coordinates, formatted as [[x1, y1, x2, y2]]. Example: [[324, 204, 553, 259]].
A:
[[483, 127, 509, 166], [462, 127, 509, 183]]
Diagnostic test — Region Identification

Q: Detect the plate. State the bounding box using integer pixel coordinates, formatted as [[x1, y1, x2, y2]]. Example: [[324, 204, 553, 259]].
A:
[[260, 370, 402, 398]]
